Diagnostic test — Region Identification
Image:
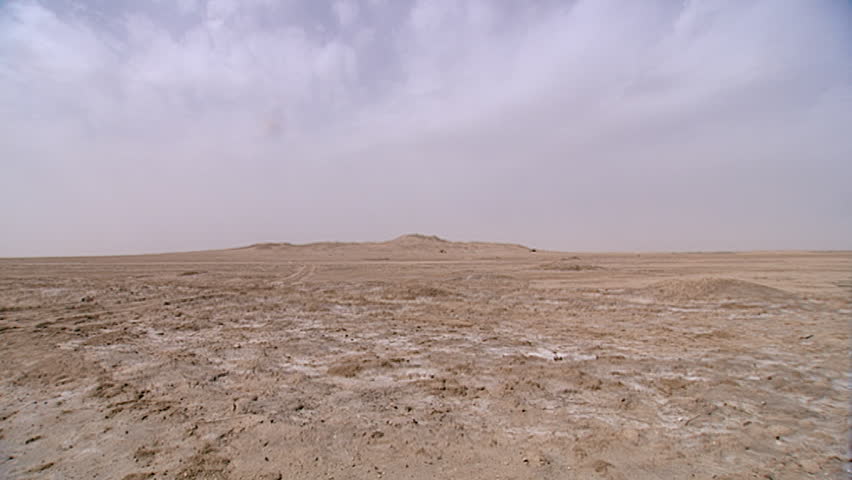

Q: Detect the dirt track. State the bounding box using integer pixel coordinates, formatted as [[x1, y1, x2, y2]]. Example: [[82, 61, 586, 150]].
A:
[[1, 236, 849, 479]]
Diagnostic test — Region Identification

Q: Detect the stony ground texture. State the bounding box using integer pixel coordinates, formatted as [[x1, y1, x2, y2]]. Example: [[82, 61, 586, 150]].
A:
[[0, 236, 849, 479]]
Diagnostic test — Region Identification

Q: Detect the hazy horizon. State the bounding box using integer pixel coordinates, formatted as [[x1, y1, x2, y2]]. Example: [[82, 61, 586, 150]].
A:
[[3, 231, 852, 259], [2, 0, 851, 256]]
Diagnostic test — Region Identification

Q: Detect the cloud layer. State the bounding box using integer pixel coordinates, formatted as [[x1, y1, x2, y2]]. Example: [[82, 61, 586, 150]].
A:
[[2, 0, 851, 255]]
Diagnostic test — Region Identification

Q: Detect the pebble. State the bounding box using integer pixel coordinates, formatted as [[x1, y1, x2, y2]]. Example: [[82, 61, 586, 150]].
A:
[[767, 425, 791, 439]]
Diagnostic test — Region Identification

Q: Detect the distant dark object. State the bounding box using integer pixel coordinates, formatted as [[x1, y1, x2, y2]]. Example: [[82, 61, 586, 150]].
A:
[[178, 270, 204, 276], [529, 248, 537, 253], [439, 249, 447, 254]]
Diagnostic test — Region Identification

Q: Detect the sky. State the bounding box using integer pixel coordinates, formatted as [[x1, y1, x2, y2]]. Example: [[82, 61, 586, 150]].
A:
[[1, 0, 851, 256]]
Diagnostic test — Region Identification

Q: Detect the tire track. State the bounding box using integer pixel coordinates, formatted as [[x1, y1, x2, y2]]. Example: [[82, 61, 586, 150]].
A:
[[281, 264, 315, 283]]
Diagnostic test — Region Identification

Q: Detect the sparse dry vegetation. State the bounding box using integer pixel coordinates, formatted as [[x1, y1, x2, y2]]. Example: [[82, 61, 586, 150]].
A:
[[0, 238, 849, 479]]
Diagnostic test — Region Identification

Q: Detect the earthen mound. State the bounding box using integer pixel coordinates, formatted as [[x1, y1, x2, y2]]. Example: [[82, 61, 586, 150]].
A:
[[540, 261, 603, 272], [641, 277, 795, 302], [387, 234, 450, 246]]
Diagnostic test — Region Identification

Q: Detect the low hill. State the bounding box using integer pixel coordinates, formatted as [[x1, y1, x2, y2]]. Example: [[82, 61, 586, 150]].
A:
[[237, 234, 536, 260], [0, 234, 541, 263], [637, 277, 798, 303]]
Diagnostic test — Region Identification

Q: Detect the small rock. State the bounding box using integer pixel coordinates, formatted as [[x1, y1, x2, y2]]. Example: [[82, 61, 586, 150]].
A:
[[592, 460, 613, 473], [768, 425, 791, 439]]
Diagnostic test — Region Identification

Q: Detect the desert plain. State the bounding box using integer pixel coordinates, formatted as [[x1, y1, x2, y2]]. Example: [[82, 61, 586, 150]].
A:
[[0, 235, 849, 479]]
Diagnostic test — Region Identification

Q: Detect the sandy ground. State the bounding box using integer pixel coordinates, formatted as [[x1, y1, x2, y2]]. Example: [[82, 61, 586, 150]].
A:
[[0, 235, 849, 479]]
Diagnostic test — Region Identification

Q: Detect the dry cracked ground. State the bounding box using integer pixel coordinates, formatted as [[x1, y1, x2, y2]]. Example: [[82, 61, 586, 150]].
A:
[[0, 236, 849, 479]]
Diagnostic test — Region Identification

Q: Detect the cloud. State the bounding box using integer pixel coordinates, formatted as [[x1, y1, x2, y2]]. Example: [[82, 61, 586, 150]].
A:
[[333, 0, 359, 28], [176, 0, 199, 15], [1, 0, 850, 255]]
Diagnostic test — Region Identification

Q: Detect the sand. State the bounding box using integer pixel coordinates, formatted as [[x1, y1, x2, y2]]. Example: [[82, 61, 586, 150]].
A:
[[0, 235, 849, 479]]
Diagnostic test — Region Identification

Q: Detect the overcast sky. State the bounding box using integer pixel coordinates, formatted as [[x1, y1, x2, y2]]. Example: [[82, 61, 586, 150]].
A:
[[1, 0, 850, 256]]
